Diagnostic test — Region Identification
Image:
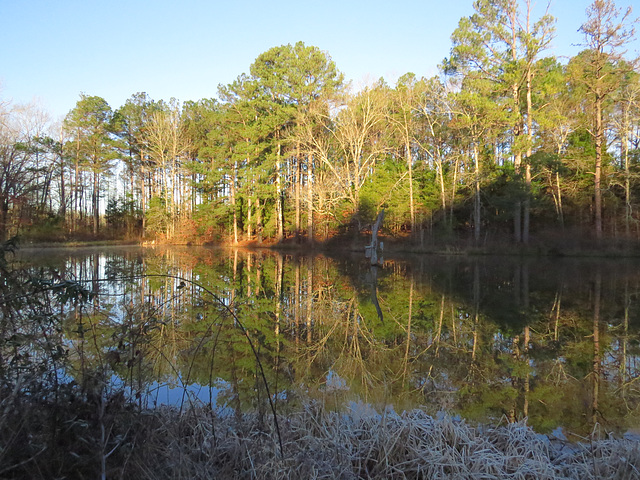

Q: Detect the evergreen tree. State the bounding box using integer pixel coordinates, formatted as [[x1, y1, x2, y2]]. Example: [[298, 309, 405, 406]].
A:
[[64, 95, 117, 235]]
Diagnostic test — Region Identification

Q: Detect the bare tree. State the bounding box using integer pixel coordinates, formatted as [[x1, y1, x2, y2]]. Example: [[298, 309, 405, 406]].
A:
[[0, 102, 51, 240], [143, 102, 191, 239], [301, 87, 390, 224]]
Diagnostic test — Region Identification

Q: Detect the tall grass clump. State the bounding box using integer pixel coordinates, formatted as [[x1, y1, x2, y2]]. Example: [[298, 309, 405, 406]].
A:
[[89, 403, 639, 479]]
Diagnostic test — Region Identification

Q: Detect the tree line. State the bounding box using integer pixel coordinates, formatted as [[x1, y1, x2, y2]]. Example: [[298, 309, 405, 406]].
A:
[[0, 0, 638, 246]]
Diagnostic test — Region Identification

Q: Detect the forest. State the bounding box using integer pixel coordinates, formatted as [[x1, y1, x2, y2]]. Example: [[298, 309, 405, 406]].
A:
[[1, 0, 639, 250]]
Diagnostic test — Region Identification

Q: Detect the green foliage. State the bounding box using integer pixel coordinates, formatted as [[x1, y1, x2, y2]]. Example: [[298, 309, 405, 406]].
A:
[[250, 41, 344, 107], [23, 214, 66, 242], [482, 165, 527, 224], [144, 195, 170, 237], [192, 200, 232, 240], [105, 195, 141, 236]]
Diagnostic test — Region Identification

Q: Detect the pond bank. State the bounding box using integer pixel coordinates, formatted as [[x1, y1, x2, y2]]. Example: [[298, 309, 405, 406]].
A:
[[11, 400, 633, 479], [17, 234, 640, 259], [142, 405, 639, 480]]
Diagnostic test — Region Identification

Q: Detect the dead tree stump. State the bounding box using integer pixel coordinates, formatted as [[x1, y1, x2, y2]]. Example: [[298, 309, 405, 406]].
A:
[[365, 210, 384, 266]]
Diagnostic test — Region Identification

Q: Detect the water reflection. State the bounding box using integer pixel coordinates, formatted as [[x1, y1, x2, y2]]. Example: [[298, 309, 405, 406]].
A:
[[16, 246, 640, 438]]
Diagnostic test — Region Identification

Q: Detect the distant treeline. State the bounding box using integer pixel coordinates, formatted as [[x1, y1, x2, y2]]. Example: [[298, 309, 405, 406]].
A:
[[0, 0, 638, 247]]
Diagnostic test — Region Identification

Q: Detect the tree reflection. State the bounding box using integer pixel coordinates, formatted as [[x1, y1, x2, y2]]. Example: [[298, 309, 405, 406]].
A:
[[19, 246, 640, 438]]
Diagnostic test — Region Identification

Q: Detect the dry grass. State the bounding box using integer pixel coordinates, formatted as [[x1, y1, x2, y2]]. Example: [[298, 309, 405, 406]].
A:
[[0, 386, 638, 479], [123, 403, 640, 480]]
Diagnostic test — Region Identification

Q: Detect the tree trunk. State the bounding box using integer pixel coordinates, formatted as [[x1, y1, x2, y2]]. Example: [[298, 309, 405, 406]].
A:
[[0, 200, 8, 242], [93, 169, 99, 236], [523, 66, 533, 245], [473, 144, 481, 243], [366, 209, 384, 266], [246, 200, 252, 241], [256, 198, 263, 244], [295, 147, 301, 243], [523, 165, 531, 244], [622, 103, 631, 237], [437, 157, 447, 225], [307, 155, 314, 244], [58, 127, 67, 221], [141, 160, 147, 235], [556, 144, 565, 228], [276, 140, 284, 242], [59, 158, 66, 219], [231, 163, 238, 244], [450, 156, 460, 229], [595, 91, 603, 241], [73, 153, 79, 233], [511, 6, 523, 244], [406, 141, 416, 235]]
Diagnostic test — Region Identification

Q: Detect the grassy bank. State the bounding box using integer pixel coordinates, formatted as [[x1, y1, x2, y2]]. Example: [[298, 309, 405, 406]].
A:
[[3, 396, 637, 479], [135, 405, 639, 480]]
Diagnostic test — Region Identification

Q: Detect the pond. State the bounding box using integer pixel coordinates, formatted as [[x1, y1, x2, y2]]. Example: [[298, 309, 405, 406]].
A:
[[8, 245, 640, 439]]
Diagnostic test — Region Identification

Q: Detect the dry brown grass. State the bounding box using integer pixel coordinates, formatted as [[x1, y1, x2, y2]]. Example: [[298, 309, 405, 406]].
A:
[[1, 388, 637, 479], [123, 403, 640, 480]]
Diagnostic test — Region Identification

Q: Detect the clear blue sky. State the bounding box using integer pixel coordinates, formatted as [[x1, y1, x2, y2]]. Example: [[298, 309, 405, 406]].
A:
[[1, 0, 638, 121]]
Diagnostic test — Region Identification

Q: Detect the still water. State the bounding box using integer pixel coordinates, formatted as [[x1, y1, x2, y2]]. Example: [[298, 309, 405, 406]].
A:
[[14, 245, 640, 438]]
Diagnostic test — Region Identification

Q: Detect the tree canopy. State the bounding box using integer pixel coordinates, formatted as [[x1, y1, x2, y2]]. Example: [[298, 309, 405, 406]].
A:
[[0, 4, 638, 250]]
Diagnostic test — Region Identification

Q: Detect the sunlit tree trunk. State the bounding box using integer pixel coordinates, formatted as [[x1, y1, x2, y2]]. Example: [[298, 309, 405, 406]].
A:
[[307, 155, 314, 244], [405, 141, 416, 234], [256, 198, 263, 243], [140, 160, 147, 234], [92, 168, 99, 235], [523, 66, 533, 245], [450, 156, 460, 230], [594, 92, 603, 240], [276, 140, 284, 242], [73, 142, 80, 232], [57, 126, 67, 222], [295, 147, 301, 242], [231, 163, 238, 244], [246, 200, 252, 241]]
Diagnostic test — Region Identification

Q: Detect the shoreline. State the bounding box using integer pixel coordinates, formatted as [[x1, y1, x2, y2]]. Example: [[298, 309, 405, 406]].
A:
[[15, 236, 640, 259]]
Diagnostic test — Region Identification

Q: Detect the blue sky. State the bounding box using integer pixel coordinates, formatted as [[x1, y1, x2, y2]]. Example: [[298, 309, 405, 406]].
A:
[[1, 0, 638, 121]]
